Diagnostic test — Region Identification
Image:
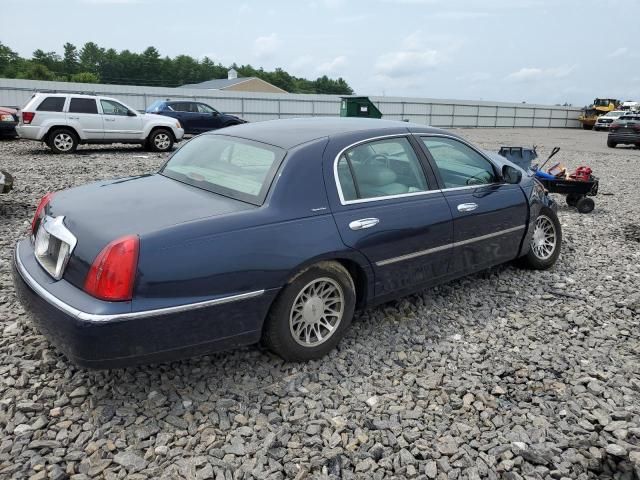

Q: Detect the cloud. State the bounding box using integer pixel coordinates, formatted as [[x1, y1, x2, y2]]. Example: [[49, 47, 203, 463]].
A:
[[507, 66, 575, 82], [317, 56, 348, 73], [609, 47, 628, 58], [431, 11, 491, 19], [253, 34, 280, 59], [334, 14, 369, 24], [79, 0, 141, 3], [376, 50, 443, 77], [456, 72, 492, 82]]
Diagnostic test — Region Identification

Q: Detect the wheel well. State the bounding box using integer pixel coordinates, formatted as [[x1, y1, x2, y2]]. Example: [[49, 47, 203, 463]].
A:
[[334, 259, 368, 309], [44, 126, 79, 143], [148, 126, 175, 141]]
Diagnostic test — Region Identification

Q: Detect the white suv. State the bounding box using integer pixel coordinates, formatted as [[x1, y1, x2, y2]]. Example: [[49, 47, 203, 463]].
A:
[[17, 93, 184, 154]]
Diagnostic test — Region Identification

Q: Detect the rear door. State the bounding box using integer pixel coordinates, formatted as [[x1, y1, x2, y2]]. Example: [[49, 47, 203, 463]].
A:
[[99, 99, 143, 140], [418, 135, 528, 274], [67, 97, 103, 140], [326, 135, 453, 298], [171, 102, 199, 133]]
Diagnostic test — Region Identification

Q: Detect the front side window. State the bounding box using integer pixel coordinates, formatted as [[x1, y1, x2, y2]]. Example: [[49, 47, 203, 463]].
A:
[[197, 103, 217, 114], [421, 137, 496, 188], [336, 137, 429, 202], [161, 135, 284, 205], [36, 97, 65, 112], [100, 100, 130, 116], [69, 98, 98, 114]]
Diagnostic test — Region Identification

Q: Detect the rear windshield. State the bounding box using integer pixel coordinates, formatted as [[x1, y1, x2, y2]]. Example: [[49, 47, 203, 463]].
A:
[[161, 134, 285, 205]]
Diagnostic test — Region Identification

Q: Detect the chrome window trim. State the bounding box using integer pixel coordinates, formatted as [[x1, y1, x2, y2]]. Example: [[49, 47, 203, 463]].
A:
[[333, 132, 508, 206], [333, 133, 436, 206], [15, 243, 264, 324], [375, 225, 525, 266]]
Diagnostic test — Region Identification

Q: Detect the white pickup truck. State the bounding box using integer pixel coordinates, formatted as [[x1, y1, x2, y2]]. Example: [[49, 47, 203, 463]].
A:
[[17, 93, 184, 154]]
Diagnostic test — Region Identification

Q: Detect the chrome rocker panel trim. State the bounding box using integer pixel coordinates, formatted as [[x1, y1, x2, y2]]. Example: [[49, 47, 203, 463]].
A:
[[15, 244, 264, 324]]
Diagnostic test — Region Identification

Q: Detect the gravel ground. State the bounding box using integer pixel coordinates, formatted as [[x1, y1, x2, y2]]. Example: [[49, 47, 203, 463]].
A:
[[0, 129, 639, 480]]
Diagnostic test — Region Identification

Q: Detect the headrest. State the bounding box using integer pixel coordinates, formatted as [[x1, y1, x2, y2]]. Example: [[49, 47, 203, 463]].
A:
[[354, 164, 397, 186]]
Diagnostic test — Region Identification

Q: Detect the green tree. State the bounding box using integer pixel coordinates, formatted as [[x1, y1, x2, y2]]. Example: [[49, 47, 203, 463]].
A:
[[70, 72, 100, 83], [63, 42, 79, 75], [79, 42, 104, 74], [0, 42, 19, 75]]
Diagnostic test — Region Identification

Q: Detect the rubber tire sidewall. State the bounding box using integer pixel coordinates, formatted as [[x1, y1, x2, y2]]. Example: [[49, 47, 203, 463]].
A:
[[147, 129, 174, 152], [262, 262, 356, 362], [607, 139, 617, 148], [519, 207, 562, 270], [566, 193, 580, 207], [47, 128, 78, 154], [576, 197, 595, 214]]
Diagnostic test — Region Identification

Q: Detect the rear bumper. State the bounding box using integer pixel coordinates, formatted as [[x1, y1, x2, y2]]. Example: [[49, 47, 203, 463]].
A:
[[12, 240, 277, 369], [16, 124, 44, 140]]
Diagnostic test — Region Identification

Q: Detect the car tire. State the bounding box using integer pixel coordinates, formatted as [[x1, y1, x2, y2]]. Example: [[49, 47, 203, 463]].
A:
[[47, 128, 78, 154], [518, 208, 562, 270], [607, 139, 617, 148], [262, 262, 356, 362], [582, 124, 592, 130], [147, 129, 174, 152], [576, 197, 595, 214]]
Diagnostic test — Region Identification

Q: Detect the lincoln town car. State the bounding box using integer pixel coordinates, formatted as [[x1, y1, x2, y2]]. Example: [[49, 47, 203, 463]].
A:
[[13, 118, 561, 368]]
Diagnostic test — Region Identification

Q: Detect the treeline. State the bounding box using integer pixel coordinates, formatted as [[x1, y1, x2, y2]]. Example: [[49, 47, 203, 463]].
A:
[[0, 41, 354, 95]]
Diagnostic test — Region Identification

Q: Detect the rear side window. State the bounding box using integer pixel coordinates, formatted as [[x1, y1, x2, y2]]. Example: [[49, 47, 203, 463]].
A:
[[69, 98, 98, 114], [36, 97, 65, 112], [336, 137, 429, 202]]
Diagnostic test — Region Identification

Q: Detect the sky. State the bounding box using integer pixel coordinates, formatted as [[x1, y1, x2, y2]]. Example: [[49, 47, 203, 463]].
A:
[[2, 0, 639, 106]]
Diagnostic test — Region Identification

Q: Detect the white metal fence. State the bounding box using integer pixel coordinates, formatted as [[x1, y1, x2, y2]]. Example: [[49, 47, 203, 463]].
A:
[[0, 78, 582, 128]]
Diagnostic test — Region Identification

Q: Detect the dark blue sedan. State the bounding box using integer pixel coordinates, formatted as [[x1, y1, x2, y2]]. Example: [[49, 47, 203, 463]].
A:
[[13, 118, 561, 368], [145, 100, 246, 135]]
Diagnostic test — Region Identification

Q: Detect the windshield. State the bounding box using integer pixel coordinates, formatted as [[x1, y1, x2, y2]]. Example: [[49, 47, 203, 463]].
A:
[[161, 135, 285, 205], [146, 100, 164, 112]]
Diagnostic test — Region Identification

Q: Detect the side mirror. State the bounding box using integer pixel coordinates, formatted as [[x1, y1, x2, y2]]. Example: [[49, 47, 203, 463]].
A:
[[127, 110, 137, 117], [502, 165, 522, 184]]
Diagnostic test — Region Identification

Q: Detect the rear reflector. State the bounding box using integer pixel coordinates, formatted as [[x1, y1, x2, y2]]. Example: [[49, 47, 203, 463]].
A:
[[84, 235, 139, 301], [22, 112, 35, 124], [31, 192, 55, 235]]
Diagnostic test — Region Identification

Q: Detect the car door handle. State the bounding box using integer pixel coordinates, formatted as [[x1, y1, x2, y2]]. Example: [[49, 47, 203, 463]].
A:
[[457, 203, 478, 212], [104, 118, 115, 122], [349, 218, 379, 230], [68, 116, 79, 120]]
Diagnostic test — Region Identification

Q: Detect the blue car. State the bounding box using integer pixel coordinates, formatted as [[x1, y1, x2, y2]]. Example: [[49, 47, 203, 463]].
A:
[[145, 100, 246, 135], [13, 118, 561, 368]]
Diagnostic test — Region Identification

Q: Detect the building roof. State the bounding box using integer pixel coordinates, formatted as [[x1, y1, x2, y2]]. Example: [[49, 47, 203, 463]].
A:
[[180, 77, 254, 90]]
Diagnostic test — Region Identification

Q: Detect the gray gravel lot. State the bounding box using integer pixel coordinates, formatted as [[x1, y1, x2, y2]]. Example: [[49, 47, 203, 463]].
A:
[[0, 129, 639, 480]]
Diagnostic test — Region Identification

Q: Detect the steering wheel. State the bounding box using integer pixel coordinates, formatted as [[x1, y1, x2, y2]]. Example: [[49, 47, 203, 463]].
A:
[[466, 173, 489, 186]]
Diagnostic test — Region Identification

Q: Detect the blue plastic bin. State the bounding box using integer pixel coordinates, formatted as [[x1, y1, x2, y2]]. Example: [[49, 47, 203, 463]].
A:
[[497, 146, 538, 171]]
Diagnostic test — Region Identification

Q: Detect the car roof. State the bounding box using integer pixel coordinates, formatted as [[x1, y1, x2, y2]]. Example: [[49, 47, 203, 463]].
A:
[[209, 117, 453, 149]]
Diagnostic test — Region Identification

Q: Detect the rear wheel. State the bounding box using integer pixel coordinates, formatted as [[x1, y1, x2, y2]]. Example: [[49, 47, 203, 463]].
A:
[[518, 208, 562, 270], [607, 138, 617, 148], [262, 262, 356, 362], [147, 128, 174, 152], [582, 124, 592, 130], [576, 197, 595, 214], [47, 128, 78, 154]]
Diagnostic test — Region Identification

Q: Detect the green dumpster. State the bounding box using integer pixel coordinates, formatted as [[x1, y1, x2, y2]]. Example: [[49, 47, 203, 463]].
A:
[[340, 96, 383, 119]]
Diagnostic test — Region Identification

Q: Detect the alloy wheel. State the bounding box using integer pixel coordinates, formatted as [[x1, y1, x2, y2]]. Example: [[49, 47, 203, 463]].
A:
[[53, 133, 74, 152], [531, 214, 557, 260], [154, 133, 171, 150], [289, 277, 344, 347]]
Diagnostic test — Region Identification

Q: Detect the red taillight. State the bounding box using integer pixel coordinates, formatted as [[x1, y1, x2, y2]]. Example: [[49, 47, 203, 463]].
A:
[[84, 235, 139, 301], [31, 192, 55, 234], [22, 112, 35, 124]]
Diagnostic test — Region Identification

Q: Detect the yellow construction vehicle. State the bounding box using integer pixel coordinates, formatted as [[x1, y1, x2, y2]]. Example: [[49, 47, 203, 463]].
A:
[[578, 98, 620, 130]]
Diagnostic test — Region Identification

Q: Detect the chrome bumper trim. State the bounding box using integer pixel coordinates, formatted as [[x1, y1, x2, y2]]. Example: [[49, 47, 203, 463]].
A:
[[15, 243, 264, 324], [376, 225, 526, 266]]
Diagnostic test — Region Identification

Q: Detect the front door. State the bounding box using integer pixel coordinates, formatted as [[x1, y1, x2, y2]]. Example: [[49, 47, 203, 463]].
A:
[[100, 99, 143, 141], [326, 135, 453, 298], [418, 135, 528, 274]]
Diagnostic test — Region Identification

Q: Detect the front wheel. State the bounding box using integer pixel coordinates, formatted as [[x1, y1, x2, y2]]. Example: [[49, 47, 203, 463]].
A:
[[576, 197, 595, 214], [262, 262, 356, 362], [518, 208, 562, 270], [147, 129, 174, 152], [607, 138, 617, 148], [47, 128, 78, 154]]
